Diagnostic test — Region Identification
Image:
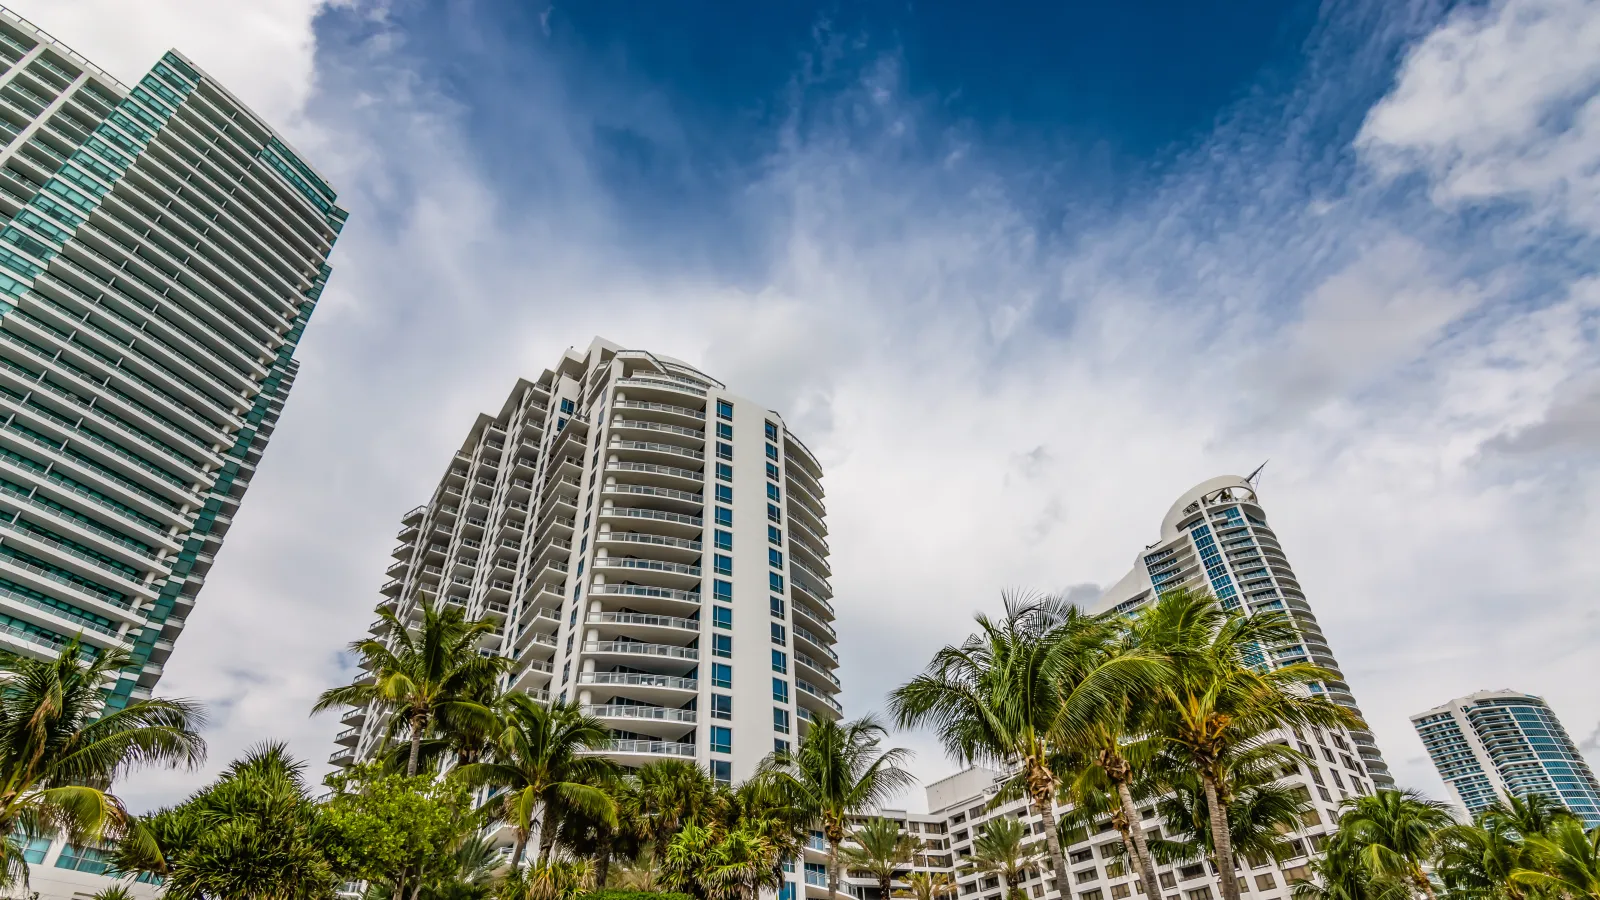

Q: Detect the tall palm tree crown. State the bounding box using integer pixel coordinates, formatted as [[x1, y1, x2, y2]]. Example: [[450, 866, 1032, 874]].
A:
[[760, 714, 916, 900], [963, 816, 1045, 900], [1334, 790, 1456, 900], [842, 816, 922, 899], [0, 642, 205, 889], [313, 599, 508, 777], [891, 593, 1165, 898], [454, 696, 618, 867], [1132, 589, 1362, 900], [1510, 817, 1600, 900]]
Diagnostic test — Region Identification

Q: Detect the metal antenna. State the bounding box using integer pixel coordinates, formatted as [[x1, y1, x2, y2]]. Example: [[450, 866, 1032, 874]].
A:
[[1245, 459, 1269, 487]]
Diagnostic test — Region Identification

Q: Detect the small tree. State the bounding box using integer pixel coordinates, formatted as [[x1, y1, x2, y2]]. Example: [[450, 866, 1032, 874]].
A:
[[321, 764, 476, 894], [1335, 790, 1455, 900], [842, 817, 920, 899], [963, 817, 1044, 900]]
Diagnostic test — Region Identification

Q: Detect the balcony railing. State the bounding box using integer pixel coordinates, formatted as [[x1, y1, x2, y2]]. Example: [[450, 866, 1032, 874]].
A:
[[584, 704, 697, 724], [579, 671, 698, 691], [599, 739, 697, 757], [584, 641, 699, 660]]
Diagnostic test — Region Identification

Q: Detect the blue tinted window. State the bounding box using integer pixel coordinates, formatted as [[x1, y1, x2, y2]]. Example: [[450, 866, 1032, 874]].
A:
[[765, 421, 779, 440], [712, 694, 732, 720], [713, 579, 733, 600], [716, 507, 733, 526], [713, 634, 732, 658], [773, 677, 789, 702], [717, 442, 733, 460], [713, 605, 733, 628], [714, 554, 733, 575], [717, 422, 733, 440], [715, 530, 733, 550], [769, 548, 783, 568], [717, 400, 733, 420], [716, 484, 733, 503], [772, 649, 788, 672], [717, 462, 733, 481], [710, 726, 732, 753], [712, 663, 732, 688]]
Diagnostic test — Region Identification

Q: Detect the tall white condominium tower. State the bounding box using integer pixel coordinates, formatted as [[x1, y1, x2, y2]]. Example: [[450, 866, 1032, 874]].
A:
[[334, 338, 840, 788], [0, 10, 343, 712], [1412, 690, 1600, 826], [1096, 475, 1393, 788]]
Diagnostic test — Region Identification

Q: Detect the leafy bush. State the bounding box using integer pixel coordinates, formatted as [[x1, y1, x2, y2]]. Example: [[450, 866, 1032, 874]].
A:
[[586, 889, 697, 900]]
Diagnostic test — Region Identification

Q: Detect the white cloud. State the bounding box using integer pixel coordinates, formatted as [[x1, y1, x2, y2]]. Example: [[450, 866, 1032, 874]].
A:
[[1357, 0, 1600, 231], [13, 0, 1600, 813]]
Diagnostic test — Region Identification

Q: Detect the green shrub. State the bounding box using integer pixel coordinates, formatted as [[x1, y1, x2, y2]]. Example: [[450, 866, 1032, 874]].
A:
[[586, 889, 696, 900]]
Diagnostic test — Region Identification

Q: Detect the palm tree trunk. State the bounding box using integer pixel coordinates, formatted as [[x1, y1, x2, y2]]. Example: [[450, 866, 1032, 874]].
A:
[[1113, 780, 1163, 900], [1412, 868, 1437, 900], [881, 873, 893, 900], [828, 839, 841, 900], [1028, 765, 1069, 900], [1199, 771, 1239, 900], [596, 832, 613, 888], [511, 832, 527, 869], [407, 710, 427, 777]]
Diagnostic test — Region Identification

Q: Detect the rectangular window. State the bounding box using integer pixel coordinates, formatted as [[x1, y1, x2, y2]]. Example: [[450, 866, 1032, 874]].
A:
[[715, 530, 733, 550], [775, 738, 791, 755], [769, 572, 785, 592], [713, 605, 733, 629], [774, 707, 791, 734], [712, 759, 732, 783], [712, 663, 732, 688], [712, 694, 733, 720], [767, 483, 781, 501], [714, 580, 734, 601], [714, 554, 733, 575], [716, 507, 733, 526], [713, 634, 733, 658], [772, 649, 788, 673], [769, 548, 784, 568], [717, 400, 734, 420], [717, 442, 733, 460], [1254, 875, 1276, 892], [767, 503, 782, 522], [773, 677, 790, 702], [717, 422, 734, 440], [716, 462, 733, 481], [771, 622, 787, 645], [716, 484, 734, 503], [765, 421, 779, 440], [770, 596, 786, 617], [766, 461, 780, 480], [1112, 887, 1131, 900], [769, 525, 782, 545], [710, 726, 732, 754], [560, 398, 576, 414], [766, 442, 779, 461]]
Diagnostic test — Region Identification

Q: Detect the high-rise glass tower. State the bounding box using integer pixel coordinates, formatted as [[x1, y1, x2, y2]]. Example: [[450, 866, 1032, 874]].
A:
[[0, 8, 344, 711], [1412, 690, 1600, 826], [1095, 475, 1394, 787], [334, 339, 840, 799]]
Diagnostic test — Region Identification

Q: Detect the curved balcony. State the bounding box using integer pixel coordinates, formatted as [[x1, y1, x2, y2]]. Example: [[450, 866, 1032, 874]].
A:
[[786, 496, 827, 538], [796, 651, 840, 690], [602, 482, 703, 513], [792, 583, 835, 623], [605, 461, 703, 490], [793, 604, 837, 642], [587, 611, 701, 641], [591, 554, 701, 588], [611, 399, 706, 426], [615, 377, 708, 402], [608, 439, 705, 467], [589, 582, 702, 616], [582, 703, 697, 739], [794, 624, 839, 663], [579, 670, 698, 705], [609, 418, 705, 448], [597, 505, 703, 538], [591, 738, 697, 765], [797, 679, 843, 718], [583, 640, 699, 671], [596, 529, 702, 563]]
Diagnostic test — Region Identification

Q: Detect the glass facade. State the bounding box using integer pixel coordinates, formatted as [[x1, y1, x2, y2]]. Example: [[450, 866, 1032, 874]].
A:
[[0, 13, 342, 707]]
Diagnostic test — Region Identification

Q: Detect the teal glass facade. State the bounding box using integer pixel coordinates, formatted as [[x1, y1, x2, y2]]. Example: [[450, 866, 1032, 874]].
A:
[[0, 14, 343, 707]]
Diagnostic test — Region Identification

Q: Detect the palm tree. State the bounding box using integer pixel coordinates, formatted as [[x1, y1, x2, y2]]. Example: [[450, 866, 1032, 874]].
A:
[[963, 816, 1045, 900], [1147, 741, 1311, 870], [1437, 814, 1529, 900], [627, 758, 723, 853], [892, 593, 1164, 897], [0, 641, 206, 890], [314, 599, 507, 777], [662, 821, 785, 900], [760, 714, 916, 900], [842, 817, 921, 899], [1511, 818, 1600, 900], [1335, 790, 1456, 900], [897, 871, 958, 900], [1484, 794, 1577, 841], [110, 743, 336, 900], [1133, 589, 1362, 900], [455, 695, 617, 867], [1291, 840, 1410, 900]]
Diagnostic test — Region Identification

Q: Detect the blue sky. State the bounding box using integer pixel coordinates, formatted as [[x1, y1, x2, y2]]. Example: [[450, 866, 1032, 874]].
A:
[[14, 0, 1600, 811]]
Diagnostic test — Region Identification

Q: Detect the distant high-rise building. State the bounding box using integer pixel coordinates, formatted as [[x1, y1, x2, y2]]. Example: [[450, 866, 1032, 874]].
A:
[[0, 4, 343, 895], [335, 339, 840, 874], [1096, 475, 1394, 787], [1412, 690, 1600, 826], [0, 9, 342, 701]]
